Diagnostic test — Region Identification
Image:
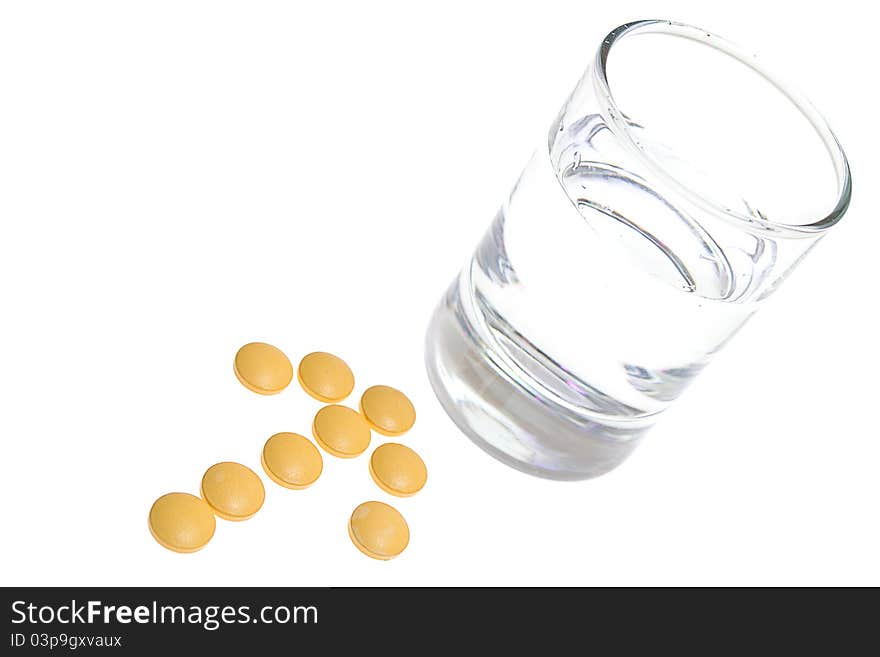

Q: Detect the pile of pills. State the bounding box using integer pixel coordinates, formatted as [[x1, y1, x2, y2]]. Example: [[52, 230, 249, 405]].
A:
[[148, 342, 425, 559]]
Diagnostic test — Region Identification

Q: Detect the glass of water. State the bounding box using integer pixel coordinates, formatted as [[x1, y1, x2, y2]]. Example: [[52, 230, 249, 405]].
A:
[[425, 20, 852, 480]]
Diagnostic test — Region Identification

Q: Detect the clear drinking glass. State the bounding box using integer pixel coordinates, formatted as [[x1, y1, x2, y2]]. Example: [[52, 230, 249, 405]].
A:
[[425, 20, 852, 480]]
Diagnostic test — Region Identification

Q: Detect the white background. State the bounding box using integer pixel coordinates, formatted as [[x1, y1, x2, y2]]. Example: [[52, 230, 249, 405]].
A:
[[1, 0, 877, 586]]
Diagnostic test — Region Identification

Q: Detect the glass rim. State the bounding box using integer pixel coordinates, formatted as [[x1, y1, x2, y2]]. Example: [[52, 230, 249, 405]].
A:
[[593, 19, 852, 238]]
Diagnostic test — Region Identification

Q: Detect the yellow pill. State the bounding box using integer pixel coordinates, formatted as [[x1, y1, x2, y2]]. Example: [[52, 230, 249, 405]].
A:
[[312, 405, 371, 458], [359, 385, 416, 436], [261, 432, 323, 489], [149, 492, 216, 554], [369, 443, 427, 497], [234, 342, 293, 395], [200, 462, 265, 521], [348, 501, 410, 560], [297, 351, 355, 403]]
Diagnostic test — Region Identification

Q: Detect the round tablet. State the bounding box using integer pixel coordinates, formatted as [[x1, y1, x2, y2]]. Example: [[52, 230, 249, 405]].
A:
[[149, 492, 216, 553], [200, 462, 265, 521], [359, 385, 416, 436], [312, 405, 371, 458], [234, 342, 293, 395], [261, 432, 323, 489], [369, 443, 427, 497], [297, 352, 355, 402], [348, 501, 410, 560]]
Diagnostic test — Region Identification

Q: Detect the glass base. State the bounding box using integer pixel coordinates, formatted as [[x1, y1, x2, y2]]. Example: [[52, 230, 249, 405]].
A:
[[425, 282, 651, 481]]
